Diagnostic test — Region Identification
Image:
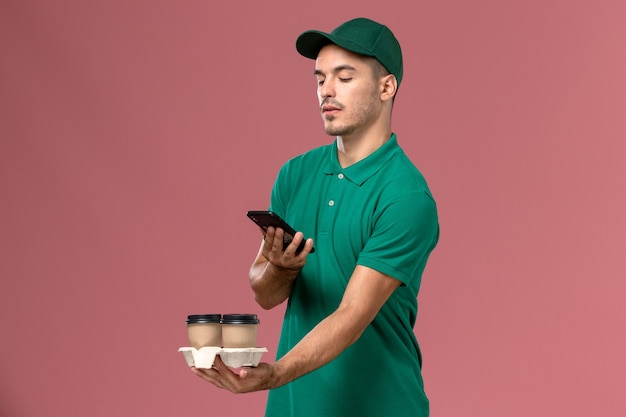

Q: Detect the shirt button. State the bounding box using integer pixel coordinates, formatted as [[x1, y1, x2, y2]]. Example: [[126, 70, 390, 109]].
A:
[[328, 200, 335, 206], [338, 173, 344, 179]]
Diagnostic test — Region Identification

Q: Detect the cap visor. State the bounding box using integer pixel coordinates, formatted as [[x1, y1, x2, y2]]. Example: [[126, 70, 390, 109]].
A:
[[297, 30, 376, 60], [296, 30, 333, 59]]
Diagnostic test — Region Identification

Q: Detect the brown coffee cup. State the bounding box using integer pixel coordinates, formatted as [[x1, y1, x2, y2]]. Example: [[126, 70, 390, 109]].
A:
[[186, 314, 222, 348], [220, 314, 260, 348]]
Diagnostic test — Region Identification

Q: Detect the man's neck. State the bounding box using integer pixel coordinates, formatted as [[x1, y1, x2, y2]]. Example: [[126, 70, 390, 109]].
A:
[[336, 127, 392, 168]]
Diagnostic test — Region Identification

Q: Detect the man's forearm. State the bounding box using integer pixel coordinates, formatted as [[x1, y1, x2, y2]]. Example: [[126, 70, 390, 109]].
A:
[[264, 266, 401, 389], [268, 306, 367, 388], [249, 261, 298, 309]]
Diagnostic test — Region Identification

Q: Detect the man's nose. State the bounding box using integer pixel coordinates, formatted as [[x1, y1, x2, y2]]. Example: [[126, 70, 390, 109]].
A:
[[319, 79, 335, 98]]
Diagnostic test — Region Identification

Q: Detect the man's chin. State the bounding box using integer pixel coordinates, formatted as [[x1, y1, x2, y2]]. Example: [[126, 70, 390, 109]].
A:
[[324, 122, 347, 137]]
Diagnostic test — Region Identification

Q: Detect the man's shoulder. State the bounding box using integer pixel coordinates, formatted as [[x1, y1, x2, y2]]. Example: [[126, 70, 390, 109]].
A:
[[297, 142, 333, 159], [274, 143, 333, 186], [375, 147, 436, 205], [284, 142, 333, 167]]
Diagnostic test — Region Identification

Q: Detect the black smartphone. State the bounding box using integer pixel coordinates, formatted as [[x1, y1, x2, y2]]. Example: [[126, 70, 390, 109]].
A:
[[246, 210, 315, 254]]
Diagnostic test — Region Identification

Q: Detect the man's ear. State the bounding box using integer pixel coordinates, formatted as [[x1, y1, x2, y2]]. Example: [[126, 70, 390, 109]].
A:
[[380, 74, 398, 102]]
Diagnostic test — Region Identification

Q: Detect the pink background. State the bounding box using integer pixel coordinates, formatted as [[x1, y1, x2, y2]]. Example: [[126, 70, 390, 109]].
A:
[[1, 1, 625, 416]]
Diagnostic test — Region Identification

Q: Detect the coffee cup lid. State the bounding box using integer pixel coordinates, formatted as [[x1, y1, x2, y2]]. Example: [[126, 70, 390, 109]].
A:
[[220, 314, 260, 324], [186, 314, 221, 324]]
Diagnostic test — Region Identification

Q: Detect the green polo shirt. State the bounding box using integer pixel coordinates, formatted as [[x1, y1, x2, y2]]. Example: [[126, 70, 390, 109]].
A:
[[265, 134, 439, 417]]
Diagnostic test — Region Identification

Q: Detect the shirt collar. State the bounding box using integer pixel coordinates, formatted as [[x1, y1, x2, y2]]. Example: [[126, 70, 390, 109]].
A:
[[322, 133, 400, 186]]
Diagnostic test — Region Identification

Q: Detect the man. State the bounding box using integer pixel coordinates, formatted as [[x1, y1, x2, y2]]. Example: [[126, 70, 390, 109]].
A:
[[193, 17, 439, 417]]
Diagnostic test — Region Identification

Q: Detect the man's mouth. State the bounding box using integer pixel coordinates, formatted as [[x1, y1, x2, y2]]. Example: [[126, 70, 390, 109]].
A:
[[321, 103, 342, 116]]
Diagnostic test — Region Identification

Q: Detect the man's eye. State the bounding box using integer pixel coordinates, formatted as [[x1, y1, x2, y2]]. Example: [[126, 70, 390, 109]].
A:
[[339, 78, 352, 82], [317, 79, 324, 86]]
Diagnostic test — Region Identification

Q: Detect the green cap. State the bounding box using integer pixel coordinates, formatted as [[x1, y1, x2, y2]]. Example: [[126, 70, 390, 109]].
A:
[[296, 18, 403, 86]]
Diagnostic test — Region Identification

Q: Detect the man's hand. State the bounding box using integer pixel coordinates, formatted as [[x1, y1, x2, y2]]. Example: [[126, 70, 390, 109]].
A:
[[261, 226, 314, 270], [191, 356, 275, 393]]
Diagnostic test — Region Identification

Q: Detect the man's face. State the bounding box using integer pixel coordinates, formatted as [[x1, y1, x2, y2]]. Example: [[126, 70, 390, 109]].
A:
[[314, 44, 382, 137]]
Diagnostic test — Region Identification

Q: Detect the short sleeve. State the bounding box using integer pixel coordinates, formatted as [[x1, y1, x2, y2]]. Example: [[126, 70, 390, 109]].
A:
[[357, 190, 439, 286], [269, 162, 291, 217]]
